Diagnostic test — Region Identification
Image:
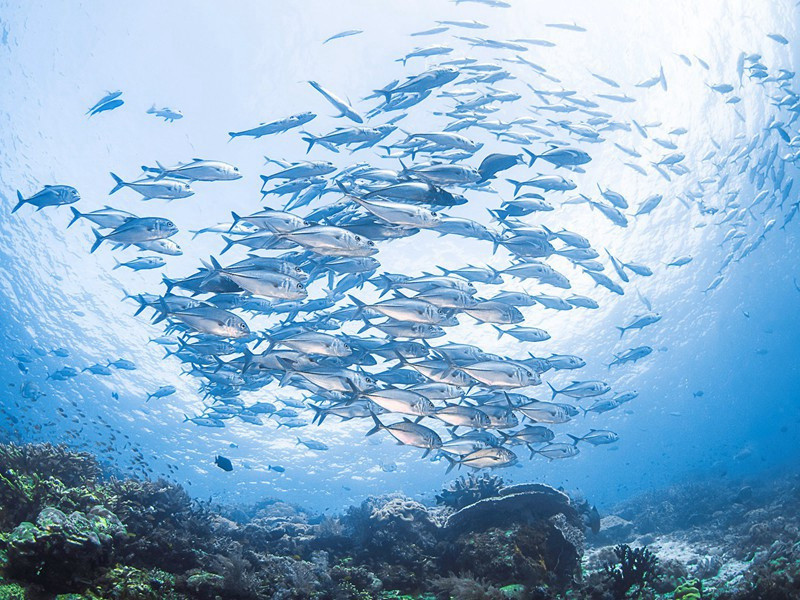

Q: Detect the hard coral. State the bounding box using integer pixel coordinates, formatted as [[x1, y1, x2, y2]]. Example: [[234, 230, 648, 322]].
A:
[[436, 473, 506, 512]]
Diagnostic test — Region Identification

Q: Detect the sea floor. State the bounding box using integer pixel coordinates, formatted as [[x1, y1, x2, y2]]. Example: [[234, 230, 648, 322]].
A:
[[0, 442, 798, 599]]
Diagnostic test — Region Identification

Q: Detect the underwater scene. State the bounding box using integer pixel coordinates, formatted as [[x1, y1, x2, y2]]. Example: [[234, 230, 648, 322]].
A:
[[1, 0, 799, 598]]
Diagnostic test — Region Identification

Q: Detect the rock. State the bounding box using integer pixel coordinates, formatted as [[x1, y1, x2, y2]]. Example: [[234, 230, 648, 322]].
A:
[[594, 515, 635, 544]]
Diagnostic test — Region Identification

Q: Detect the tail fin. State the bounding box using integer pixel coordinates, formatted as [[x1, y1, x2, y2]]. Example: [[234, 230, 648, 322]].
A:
[[348, 294, 367, 316], [492, 325, 506, 340], [109, 172, 125, 195], [67, 207, 83, 228], [220, 236, 237, 255], [506, 179, 524, 195], [301, 135, 317, 153], [11, 191, 26, 214], [309, 404, 327, 425], [616, 326, 626, 339], [228, 131, 240, 140], [523, 148, 538, 166], [443, 454, 458, 474], [366, 414, 384, 436], [547, 382, 559, 400], [567, 434, 582, 446], [90, 229, 105, 253], [373, 89, 393, 103], [112, 258, 123, 270]]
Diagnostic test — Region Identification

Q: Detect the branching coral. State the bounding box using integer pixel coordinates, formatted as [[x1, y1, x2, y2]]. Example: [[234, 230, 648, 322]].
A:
[[603, 544, 659, 597]]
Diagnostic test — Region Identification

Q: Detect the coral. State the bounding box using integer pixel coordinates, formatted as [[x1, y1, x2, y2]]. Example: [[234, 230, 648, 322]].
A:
[[88, 565, 179, 600], [430, 573, 505, 599], [603, 544, 659, 597], [5, 506, 126, 592], [435, 473, 506, 512], [672, 579, 702, 600], [0, 583, 26, 600]]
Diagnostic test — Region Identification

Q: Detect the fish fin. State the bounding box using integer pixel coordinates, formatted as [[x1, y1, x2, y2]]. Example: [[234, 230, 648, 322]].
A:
[[616, 326, 626, 338], [547, 381, 559, 400], [220, 236, 237, 255], [109, 172, 125, 194], [443, 454, 458, 474], [112, 258, 122, 270], [11, 191, 25, 213], [492, 325, 505, 339], [522, 148, 538, 166], [366, 414, 384, 436], [67, 207, 83, 228], [567, 434, 581, 446], [90, 228, 105, 253], [506, 179, 523, 195]]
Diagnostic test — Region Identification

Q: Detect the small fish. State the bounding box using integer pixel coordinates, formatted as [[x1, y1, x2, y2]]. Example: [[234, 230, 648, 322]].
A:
[[323, 29, 363, 44], [146, 105, 183, 122], [214, 455, 234, 472]]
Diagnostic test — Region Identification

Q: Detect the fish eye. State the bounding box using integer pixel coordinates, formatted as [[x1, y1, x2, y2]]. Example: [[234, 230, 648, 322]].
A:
[[238, 323, 247, 330], [368, 241, 375, 246], [354, 235, 361, 241], [234, 167, 239, 171], [297, 283, 304, 289], [431, 211, 438, 217], [166, 221, 174, 227]]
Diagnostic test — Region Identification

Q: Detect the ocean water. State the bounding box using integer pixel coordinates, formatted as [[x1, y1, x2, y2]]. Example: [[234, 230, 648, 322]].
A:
[[1, 0, 798, 524]]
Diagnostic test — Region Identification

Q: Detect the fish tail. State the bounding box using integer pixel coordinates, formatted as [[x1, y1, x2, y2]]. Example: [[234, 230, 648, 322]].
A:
[[366, 414, 384, 436], [443, 454, 458, 474], [567, 434, 582, 446], [109, 172, 125, 195], [616, 326, 626, 339], [300, 133, 317, 153], [90, 228, 105, 253], [220, 236, 236, 255], [67, 207, 83, 228], [374, 89, 392, 103], [348, 294, 366, 316], [506, 179, 523, 195], [112, 258, 122, 270], [523, 148, 538, 166], [161, 274, 176, 294], [547, 381, 559, 399], [310, 404, 327, 425], [492, 325, 505, 339], [11, 190, 26, 213], [227, 131, 240, 140]]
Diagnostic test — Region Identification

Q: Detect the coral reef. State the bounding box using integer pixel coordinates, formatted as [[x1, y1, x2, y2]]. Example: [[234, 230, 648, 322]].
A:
[[0, 443, 798, 600]]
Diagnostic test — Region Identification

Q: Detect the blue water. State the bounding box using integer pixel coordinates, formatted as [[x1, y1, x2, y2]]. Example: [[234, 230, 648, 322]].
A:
[[1, 0, 798, 514]]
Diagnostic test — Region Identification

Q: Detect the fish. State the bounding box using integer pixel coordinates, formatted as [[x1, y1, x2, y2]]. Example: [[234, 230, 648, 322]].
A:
[[214, 455, 234, 471], [323, 29, 363, 44], [616, 313, 662, 337], [229, 112, 316, 139], [308, 80, 363, 123], [568, 430, 619, 446], [146, 105, 183, 122], [90, 218, 178, 253], [141, 159, 241, 182], [109, 173, 193, 200], [13, 186, 80, 213], [87, 90, 122, 115], [548, 380, 610, 399]]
